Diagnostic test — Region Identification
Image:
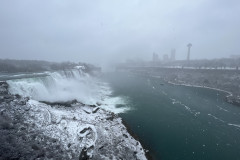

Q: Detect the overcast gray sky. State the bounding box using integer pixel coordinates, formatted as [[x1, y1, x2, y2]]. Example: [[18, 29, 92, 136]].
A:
[[0, 0, 240, 66]]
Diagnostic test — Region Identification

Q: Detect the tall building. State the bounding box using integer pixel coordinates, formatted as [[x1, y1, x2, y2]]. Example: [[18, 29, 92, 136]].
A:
[[170, 49, 176, 61]]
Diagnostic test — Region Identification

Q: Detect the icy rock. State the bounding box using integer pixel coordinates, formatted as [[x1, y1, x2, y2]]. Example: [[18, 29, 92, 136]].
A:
[[0, 81, 8, 95]]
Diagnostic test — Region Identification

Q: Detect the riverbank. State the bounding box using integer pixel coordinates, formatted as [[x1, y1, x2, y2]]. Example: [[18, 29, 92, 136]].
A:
[[165, 79, 240, 107], [124, 67, 240, 107], [166, 80, 234, 102], [0, 81, 147, 159]]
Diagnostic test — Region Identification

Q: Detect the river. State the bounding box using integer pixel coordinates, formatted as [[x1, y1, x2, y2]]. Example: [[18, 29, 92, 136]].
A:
[[103, 72, 240, 160]]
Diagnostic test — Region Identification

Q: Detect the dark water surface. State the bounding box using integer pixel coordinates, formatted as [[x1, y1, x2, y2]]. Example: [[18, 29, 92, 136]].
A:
[[103, 72, 240, 160]]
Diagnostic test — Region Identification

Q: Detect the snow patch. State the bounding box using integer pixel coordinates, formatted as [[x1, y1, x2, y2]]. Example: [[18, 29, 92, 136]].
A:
[[25, 99, 147, 159]]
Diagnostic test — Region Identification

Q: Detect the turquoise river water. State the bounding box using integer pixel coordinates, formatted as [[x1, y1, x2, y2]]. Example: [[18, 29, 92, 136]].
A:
[[103, 72, 240, 160]]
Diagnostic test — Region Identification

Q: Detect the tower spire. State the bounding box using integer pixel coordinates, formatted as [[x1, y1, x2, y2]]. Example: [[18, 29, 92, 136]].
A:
[[187, 43, 192, 61]]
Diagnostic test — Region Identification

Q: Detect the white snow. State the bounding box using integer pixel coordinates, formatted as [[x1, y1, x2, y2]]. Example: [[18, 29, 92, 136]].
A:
[[74, 65, 85, 70], [26, 100, 147, 159]]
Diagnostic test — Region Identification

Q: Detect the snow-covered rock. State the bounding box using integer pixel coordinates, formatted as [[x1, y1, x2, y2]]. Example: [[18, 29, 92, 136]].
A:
[[74, 65, 85, 70], [0, 82, 147, 160]]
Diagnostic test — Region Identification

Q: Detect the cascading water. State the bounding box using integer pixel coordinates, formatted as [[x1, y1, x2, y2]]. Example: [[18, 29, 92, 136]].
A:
[[6, 68, 130, 113]]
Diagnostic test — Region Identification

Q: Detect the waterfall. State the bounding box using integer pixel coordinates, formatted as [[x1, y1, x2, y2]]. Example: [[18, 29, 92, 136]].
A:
[[7, 69, 100, 104], [6, 68, 130, 113]]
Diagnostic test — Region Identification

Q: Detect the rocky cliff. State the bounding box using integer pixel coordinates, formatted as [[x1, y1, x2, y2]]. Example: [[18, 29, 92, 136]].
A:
[[0, 81, 147, 160]]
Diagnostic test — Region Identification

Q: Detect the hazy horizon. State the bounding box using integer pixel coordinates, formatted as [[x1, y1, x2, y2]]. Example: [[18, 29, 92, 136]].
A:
[[0, 0, 240, 66]]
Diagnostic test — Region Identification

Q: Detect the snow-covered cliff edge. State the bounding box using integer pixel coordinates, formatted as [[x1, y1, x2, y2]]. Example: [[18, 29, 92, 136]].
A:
[[0, 69, 147, 160]]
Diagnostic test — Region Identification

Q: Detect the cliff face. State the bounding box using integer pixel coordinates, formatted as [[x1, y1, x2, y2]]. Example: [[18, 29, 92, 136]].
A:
[[0, 82, 147, 160]]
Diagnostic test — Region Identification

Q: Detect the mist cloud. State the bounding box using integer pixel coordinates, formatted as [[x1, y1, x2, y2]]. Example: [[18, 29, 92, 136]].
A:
[[0, 0, 240, 66]]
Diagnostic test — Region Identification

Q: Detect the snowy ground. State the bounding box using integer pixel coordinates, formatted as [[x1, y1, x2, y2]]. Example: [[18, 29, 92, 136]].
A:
[[0, 81, 147, 160]]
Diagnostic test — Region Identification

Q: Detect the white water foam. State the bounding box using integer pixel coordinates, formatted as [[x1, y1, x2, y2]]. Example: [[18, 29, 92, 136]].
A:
[[101, 96, 130, 114], [7, 69, 130, 114], [207, 114, 225, 123], [216, 105, 229, 112], [228, 123, 240, 128], [170, 98, 197, 115]]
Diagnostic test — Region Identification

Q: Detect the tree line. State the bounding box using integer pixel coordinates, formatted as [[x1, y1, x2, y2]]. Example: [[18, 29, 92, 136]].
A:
[[0, 59, 99, 73]]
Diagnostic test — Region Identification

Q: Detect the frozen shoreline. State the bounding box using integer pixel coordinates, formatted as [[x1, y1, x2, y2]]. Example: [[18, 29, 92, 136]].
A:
[[148, 68, 240, 107], [167, 80, 233, 97], [165, 80, 240, 107]]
